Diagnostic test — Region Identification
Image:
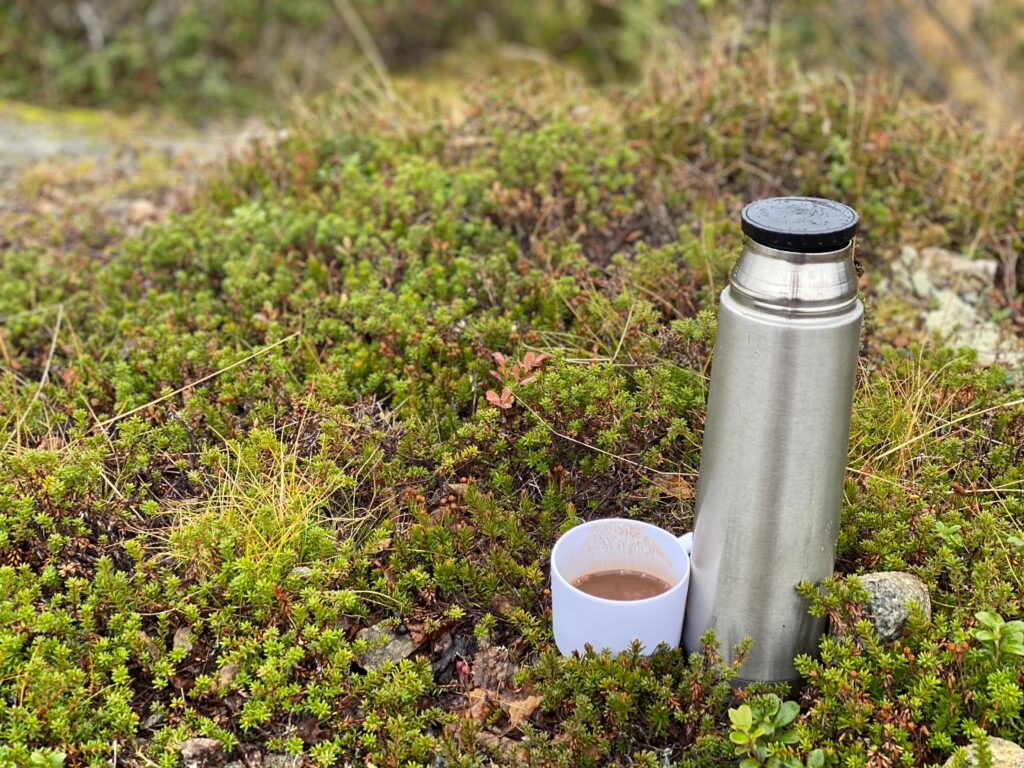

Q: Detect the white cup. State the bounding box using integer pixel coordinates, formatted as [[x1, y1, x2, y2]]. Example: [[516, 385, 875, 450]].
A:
[[550, 517, 693, 655]]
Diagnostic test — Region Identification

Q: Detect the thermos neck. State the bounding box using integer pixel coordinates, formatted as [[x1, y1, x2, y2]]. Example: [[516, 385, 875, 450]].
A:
[[728, 238, 859, 317]]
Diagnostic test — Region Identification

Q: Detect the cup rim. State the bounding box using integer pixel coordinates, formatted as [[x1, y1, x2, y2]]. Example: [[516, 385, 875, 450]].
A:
[[550, 517, 691, 607]]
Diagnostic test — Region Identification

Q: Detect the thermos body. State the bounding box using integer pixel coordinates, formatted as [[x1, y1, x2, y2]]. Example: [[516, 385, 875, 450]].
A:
[[683, 198, 863, 685]]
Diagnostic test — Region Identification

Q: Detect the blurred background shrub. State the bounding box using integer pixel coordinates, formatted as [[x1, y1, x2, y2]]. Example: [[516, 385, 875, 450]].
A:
[[2, 0, 1023, 126]]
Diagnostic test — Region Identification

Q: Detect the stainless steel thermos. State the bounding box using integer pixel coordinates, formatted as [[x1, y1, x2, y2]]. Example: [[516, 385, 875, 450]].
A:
[[683, 197, 862, 685]]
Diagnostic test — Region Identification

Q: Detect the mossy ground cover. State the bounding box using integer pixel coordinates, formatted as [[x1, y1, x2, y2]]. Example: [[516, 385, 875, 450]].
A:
[[2, 52, 1024, 767]]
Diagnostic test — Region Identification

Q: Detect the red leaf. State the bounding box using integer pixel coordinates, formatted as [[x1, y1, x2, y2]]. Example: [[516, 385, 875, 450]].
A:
[[491, 352, 506, 371], [521, 351, 551, 373], [486, 387, 514, 409], [519, 375, 537, 386]]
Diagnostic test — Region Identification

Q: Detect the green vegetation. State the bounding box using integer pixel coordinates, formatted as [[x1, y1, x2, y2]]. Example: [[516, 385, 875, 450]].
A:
[[0, 0, 676, 114], [728, 695, 824, 768], [2, 39, 1024, 768], [6, 0, 1024, 126]]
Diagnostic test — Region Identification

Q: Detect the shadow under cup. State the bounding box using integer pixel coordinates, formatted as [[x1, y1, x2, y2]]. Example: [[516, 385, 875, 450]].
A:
[[550, 518, 692, 656]]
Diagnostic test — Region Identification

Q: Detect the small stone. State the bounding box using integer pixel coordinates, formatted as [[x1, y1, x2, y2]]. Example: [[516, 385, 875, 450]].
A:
[[128, 199, 158, 223], [943, 736, 1024, 767], [141, 711, 165, 731], [289, 566, 313, 580], [431, 632, 475, 682], [178, 737, 225, 768], [858, 571, 932, 642], [263, 755, 303, 768], [355, 622, 417, 670]]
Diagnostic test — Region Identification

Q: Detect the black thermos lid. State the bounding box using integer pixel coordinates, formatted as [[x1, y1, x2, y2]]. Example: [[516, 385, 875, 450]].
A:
[[741, 197, 859, 252]]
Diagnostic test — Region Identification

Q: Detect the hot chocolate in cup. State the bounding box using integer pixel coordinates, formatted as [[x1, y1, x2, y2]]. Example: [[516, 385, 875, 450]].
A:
[[550, 517, 693, 656]]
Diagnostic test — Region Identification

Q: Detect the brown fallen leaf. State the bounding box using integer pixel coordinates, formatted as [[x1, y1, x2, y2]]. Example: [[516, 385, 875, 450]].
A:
[[465, 688, 493, 722], [212, 661, 240, 692], [462, 645, 541, 733], [503, 689, 542, 730], [139, 630, 161, 659], [650, 473, 694, 500], [173, 626, 194, 655], [444, 721, 521, 761], [489, 593, 521, 616], [469, 727, 521, 759]]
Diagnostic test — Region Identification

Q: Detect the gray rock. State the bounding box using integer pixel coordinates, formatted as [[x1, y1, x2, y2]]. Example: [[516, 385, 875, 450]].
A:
[[430, 632, 475, 682], [178, 738, 225, 768], [898, 246, 998, 303], [224, 762, 245, 768], [890, 246, 1024, 380], [922, 288, 1024, 373], [911, 269, 935, 300], [289, 566, 313, 580], [263, 755, 303, 768], [944, 736, 1024, 767], [918, 247, 999, 303], [355, 622, 417, 670], [858, 571, 932, 642]]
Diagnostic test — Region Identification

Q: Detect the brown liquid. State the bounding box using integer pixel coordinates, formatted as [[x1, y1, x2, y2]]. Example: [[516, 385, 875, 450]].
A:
[[571, 569, 673, 600]]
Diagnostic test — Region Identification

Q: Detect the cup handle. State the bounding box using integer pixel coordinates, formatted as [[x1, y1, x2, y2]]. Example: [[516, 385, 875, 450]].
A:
[[678, 531, 693, 554]]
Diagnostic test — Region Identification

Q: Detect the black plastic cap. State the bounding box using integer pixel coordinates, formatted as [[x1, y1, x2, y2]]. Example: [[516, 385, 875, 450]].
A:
[[741, 197, 858, 253]]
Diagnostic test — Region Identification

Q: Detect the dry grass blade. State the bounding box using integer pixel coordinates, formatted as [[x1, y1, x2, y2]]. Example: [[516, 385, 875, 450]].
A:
[[97, 331, 300, 429], [156, 406, 383, 578], [331, 0, 399, 105], [872, 395, 1024, 464], [1, 304, 63, 453], [514, 388, 695, 485]]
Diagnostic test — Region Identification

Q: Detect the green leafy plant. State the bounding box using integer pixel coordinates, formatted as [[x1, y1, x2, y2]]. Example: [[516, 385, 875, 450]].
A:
[[728, 695, 824, 768], [973, 611, 1024, 666], [0, 748, 65, 768]]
